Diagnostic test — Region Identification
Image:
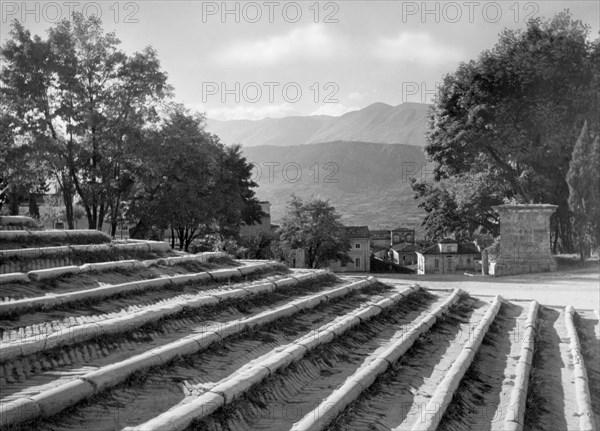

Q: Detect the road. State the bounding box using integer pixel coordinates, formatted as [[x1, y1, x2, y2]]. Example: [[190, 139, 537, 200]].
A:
[[369, 263, 599, 310]]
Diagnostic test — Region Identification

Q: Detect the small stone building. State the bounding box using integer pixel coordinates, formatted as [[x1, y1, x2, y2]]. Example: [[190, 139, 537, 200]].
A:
[[391, 243, 420, 266], [416, 238, 480, 275]]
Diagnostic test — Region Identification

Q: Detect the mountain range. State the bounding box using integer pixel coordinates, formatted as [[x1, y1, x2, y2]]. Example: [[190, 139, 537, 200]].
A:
[[206, 102, 430, 147], [205, 102, 432, 232], [241, 141, 429, 231]]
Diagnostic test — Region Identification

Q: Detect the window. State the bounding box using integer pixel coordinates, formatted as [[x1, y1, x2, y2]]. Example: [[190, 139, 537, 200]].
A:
[[341, 260, 347, 267], [466, 258, 471, 264], [435, 259, 439, 269], [355, 243, 361, 249], [355, 257, 361, 268]]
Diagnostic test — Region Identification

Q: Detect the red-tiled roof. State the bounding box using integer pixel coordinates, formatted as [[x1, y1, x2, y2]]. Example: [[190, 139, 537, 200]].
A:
[[439, 238, 458, 243], [344, 225, 370, 238], [392, 243, 420, 252], [390, 227, 414, 232], [419, 243, 481, 255]]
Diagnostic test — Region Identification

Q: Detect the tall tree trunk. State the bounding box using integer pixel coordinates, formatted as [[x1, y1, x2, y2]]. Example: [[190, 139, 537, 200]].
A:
[[109, 194, 121, 237], [8, 188, 20, 215], [58, 172, 75, 229], [28, 193, 39, 218], [97, 202, 106, 232]]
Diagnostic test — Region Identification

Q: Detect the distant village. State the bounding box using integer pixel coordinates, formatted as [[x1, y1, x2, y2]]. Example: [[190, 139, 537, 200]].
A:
[[30, 198, 488, 276], [239, 202, 486, 275]]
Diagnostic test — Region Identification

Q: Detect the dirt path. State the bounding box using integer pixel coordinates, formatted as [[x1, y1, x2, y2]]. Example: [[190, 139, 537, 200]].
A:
[[375, 264, 599, 310]]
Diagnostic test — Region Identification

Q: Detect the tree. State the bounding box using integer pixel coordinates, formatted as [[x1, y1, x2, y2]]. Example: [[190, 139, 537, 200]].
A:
[[0, 105, 49, 217], [415, 11, 599, 250], [127, 107, 219, 250], [0, 14, 170, 229], [126, 106, 261, 252], [212, 144, 263, 240], [412, 169, 506, 240], [567, 121, 600, 261], [279, 196, 350, 268]]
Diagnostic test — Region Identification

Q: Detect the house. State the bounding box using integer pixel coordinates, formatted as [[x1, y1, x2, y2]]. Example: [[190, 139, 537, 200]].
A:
[[239, 201, 272, 239], [328, 225, 371, 272], [390, 243, 420, 266], [373, 243, 419, 266], [416, 238, 481, 275], [370, 230, 392, 249], [390, 227, 415, 244], [370, 227, 416, 249]]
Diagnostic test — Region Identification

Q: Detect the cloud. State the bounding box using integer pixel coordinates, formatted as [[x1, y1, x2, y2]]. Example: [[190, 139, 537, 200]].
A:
[[200, 103, 301, 121], [375, 32, 465, 65], [215, 24, 345, 66], [348, 91, 368, 101], [309, 103, 359, 117]]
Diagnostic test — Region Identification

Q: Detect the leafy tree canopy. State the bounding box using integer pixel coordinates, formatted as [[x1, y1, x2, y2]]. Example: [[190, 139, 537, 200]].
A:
[[279, 195, 350, 269], [414, 11, 599, 250], [567, 121, 600, 260], [127, 105, 261, 251]]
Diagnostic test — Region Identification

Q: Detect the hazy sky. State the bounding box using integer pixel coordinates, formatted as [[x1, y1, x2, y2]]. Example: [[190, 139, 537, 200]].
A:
[[1, 1, 598, 120]]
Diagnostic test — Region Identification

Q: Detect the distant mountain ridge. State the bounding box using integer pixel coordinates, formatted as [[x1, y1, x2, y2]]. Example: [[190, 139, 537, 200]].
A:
[[207, 102, 430, 147], [241, 141, 431, 232]]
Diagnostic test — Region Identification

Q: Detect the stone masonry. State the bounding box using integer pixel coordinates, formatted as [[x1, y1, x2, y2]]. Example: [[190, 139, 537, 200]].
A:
[[489, 204, 557, 276]]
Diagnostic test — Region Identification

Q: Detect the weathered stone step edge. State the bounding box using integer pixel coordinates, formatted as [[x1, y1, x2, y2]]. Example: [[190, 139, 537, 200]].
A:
[[0, 276, 374, 427], [500, 300, 538, 431], [565, 306, 595, 431], [290, 289, 463, 431], [0, 240, 169, 258], [0, 241, 171, 275], [123, 283, 421, 431], [0, 261, 276, 315], [0, 229, 110, 242], [0, 252, 229, 284], [0, 269, 324, 361], [407, 295, 503, 431]]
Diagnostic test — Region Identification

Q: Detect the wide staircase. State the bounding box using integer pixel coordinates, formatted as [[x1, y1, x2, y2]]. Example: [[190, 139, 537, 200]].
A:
[[0, 217, 598, 431]]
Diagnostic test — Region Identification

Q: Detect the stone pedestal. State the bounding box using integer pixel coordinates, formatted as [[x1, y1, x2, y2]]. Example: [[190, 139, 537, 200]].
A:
[[489, 204, 557, 276]]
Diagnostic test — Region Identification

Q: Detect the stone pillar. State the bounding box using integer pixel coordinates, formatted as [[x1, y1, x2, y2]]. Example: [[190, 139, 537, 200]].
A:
[[489, 204, 557, 276]]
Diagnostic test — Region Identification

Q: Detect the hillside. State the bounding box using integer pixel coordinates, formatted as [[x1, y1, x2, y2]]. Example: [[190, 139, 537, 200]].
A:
[[207, 102, 430, 147], [241, 141, 431, 231]]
